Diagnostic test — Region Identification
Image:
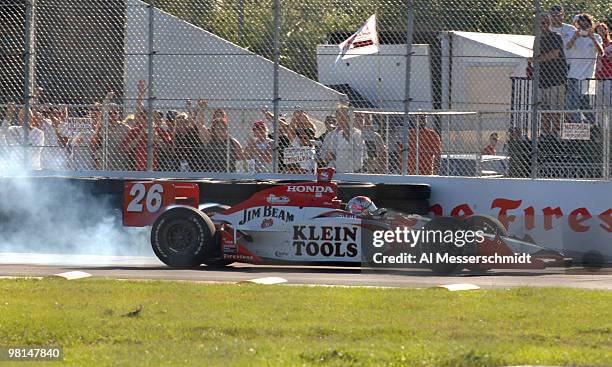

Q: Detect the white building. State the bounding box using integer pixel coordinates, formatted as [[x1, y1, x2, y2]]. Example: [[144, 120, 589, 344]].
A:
[[124, 0, 347, 138], [439, 31, 533, 112], [316, 44, 433, 111]]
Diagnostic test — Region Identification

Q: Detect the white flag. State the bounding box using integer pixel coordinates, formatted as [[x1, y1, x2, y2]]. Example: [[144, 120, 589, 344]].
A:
[[335, 14, 379, 64]]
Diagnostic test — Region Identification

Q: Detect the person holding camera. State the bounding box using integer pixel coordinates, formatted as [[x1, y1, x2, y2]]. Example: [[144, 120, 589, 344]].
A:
[[564, 13, 604, 123]]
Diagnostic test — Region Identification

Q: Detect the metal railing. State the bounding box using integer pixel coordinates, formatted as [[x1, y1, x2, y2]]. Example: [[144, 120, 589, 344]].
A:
[[0, 0, 610, 180]]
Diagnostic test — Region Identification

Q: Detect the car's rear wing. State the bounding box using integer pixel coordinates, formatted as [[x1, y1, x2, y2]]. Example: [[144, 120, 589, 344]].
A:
[[123, 181, 199, 227]]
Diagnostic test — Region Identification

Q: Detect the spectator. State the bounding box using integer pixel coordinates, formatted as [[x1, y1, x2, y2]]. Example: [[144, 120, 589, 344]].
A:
[[157, 109, 180, 171], [39, 106, 68, 170], [288, 108, 316, 145], [564, 13, 604, 123], [506, 127, 531, 178], [595, 23, 612, 108], [68, 120, 97, 171], [91, 96, 132, 171], [202, 117, 243, 172], [321, 106, 364, 173], [122, 80, 172, 171], [261, 107, 290, 172], [549, 5, 576, 42], [244, 120, 273, 173], [481, 132, 499, 155], [0, 102, 17, 146], [5, 107, 45, 170], [355, 112, 387, 173], [284, 126, 318, 174], [0, 103, 17, 167], [403, 115, 441, 175], [534, 13, 568, 135], [317, 115, 336, 143], [172, 111, 206, 172]]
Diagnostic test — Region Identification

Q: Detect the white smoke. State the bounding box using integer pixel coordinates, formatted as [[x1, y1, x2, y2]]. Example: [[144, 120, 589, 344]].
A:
[[0, 171, 152, 258]]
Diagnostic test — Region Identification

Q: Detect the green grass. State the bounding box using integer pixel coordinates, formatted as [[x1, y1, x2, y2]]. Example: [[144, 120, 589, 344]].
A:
[[0, 279, 611, 366]]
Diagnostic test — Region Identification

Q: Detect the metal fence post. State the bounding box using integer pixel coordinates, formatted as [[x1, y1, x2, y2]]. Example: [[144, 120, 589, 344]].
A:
[[271, 0, 280, 173], [401, 0, 415, 176], [22, 0, 36, 168], [238, 0, 245, 45], [146, 0, 156, 172], [604, 108, 610, 180], [529, 0, 542, 179], [102, 100, 109, 170], [477, 111, 483, 176]]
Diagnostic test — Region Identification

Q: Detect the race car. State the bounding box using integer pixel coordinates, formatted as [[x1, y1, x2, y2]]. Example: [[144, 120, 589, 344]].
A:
[[123, 168, 569, 275]]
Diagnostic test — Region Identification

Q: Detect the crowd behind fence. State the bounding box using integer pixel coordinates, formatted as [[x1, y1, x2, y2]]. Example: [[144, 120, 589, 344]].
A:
[[0, 0, 610, 180]]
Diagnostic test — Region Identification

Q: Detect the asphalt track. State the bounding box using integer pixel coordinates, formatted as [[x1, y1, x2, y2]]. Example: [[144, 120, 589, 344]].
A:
[[1, 253, 612, 290]]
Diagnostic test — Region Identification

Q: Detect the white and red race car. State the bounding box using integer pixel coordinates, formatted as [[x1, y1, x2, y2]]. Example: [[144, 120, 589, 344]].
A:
[[123, 168, 568, 274]]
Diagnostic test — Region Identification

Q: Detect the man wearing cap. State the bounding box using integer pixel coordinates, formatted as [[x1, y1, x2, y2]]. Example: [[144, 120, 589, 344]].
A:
[[533, 13, 567, 135], [549, 5, 576, 43]]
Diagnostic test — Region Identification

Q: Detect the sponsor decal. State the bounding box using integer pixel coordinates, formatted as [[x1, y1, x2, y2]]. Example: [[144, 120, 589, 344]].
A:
[[266, 194, 290, 205], [223, 244, 237, 255], [287, 185, 334, 194], [291, 225, 359, 257], [274, 250, 289, 258], [224, 254, 254, 261], [239, 206, 295, 225], [261, 218, 274, 229]]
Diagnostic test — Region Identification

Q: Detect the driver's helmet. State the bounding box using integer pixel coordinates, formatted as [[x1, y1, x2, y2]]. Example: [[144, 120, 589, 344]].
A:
[[347, 196, 378, 216]]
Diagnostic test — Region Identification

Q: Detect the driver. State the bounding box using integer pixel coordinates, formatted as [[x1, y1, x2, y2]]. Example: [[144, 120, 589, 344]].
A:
[[347, 196, 381, 217]]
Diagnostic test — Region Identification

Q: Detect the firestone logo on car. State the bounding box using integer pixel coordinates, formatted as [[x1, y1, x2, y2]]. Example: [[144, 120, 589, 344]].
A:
[[287, 185, 334, 193]]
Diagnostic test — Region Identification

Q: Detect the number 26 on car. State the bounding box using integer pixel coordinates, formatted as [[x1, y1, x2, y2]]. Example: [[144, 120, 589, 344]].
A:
[[123, 181, 174, 227]]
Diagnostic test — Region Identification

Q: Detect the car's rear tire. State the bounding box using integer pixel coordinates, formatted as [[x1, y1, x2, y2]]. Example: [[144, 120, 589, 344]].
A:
[[376, 183, 431, 200], [419, 216, 464, 275], [377, 198, 430, 215], [463, 214, 507, 237], [462, 214, 507, 255], [151, 207, 216, 269]]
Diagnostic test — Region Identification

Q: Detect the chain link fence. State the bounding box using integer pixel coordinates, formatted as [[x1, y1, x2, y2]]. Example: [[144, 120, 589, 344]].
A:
[[0, 0, 610, 179]]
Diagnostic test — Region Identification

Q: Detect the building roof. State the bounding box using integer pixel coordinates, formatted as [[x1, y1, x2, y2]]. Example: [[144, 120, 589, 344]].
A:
[[451, 31, 534, 58]]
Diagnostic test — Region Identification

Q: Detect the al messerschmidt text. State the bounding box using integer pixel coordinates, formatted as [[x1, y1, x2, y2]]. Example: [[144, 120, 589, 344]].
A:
[[372, 252, 532, 265]]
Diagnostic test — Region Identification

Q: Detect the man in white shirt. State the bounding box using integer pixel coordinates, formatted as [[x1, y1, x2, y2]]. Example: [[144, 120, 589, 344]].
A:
[[40, 107, 69, 170], [564, 13, 604, 123], [549, 5, 576, 43], [322, 106, 364, 173], [4, 108, 45, 170]]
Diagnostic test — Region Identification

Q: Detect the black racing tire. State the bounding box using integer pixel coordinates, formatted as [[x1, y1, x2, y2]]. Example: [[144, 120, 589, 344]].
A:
[[198, 181, 262, 203], [337, 183, 378, 203], [377, 198, 430, 216], [376, 183, 431, 201], [463, 214, 507, 237], [151, 206, 217, 269], [419, 216, 465, 275], [461, 215, 507, 255]]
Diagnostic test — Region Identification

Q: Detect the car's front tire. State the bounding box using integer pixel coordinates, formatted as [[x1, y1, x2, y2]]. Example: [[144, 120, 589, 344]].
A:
[[151, 207, 216, 269]]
